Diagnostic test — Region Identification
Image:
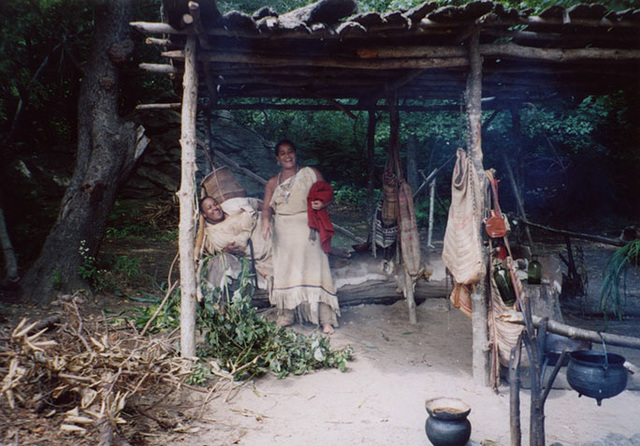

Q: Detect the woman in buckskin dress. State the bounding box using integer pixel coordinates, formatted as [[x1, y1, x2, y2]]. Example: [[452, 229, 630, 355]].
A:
[[261, 140, 339, 334]]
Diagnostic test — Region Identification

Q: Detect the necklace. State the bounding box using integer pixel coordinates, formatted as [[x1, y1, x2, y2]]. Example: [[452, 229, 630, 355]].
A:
[[277, 167, 299, 203]]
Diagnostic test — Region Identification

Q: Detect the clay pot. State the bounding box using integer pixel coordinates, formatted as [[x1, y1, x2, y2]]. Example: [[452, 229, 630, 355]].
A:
[[566, 350, 628, 406], [425, 397, 471, 446]]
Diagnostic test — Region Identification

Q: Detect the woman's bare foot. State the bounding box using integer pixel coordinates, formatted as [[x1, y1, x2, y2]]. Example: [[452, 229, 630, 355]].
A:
[[276, 311, 294, 327], [322, 323, 335, 335]]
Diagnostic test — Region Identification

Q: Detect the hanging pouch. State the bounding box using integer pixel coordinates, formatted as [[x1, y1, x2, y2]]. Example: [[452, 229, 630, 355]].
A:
[[485, 210, 507, 238], [484, 170, 508, 239]]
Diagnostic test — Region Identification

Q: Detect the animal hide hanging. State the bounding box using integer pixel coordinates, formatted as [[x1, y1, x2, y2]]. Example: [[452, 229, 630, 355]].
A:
[[441, 148, 485, 285], [398, 180, 421, 277]]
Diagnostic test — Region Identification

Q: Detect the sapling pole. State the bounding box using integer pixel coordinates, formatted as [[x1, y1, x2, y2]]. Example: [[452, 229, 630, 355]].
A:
[[178, 36, 198, 358], [466, 28, 490, 387]]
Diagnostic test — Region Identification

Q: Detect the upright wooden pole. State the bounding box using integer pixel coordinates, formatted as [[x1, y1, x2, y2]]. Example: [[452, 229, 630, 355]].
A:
[[504, 108, 534, 248], [466, 28, 490, 387], [179, 36, 198, 358], [427, 179, 435, 248], [366, 109, 376, 231], [509, 334, 523, 446]]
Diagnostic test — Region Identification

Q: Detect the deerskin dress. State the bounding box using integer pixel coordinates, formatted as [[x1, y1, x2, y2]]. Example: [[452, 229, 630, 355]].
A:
[[268, 167, 339, 326]]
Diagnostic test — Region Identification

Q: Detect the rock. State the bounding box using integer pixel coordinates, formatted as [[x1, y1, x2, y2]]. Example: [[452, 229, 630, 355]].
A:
[[119, 110, 276, 200]]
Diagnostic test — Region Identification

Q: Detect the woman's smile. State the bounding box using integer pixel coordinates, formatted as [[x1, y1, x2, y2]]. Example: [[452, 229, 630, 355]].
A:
[[276, 145, 296, 168]]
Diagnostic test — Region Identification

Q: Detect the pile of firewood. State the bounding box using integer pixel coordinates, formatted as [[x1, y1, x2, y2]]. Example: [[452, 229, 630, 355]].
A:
[[0, 294, 210, 445]]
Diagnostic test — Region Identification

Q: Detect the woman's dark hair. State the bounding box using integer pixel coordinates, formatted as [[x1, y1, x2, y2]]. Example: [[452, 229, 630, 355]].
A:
[[274, 139, 297, 156]]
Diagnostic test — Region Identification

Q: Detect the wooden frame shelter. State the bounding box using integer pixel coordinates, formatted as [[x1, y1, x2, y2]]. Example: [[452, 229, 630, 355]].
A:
[[132, 0, 640, 384]]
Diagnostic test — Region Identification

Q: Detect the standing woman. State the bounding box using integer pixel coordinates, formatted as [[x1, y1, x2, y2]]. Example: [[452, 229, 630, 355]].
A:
[[261, 140, 339, 334]]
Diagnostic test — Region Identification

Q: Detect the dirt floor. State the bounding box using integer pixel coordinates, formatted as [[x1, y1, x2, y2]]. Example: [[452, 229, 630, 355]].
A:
[[163, 239, 640, 446], [159, 302, 640, 446], [2, 237, 640, 446]]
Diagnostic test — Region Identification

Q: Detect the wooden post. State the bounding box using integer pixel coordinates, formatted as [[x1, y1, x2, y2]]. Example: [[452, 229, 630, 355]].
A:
[[524, 330, 545, 446], [179, 36, 198, 358], [427, 179, 435, 248], [366, 109, 376, 232], [406, 134, 419, 191], [466, 28, 490, 386], [503, 108, 534, 248], [509, 334, 523, 446]]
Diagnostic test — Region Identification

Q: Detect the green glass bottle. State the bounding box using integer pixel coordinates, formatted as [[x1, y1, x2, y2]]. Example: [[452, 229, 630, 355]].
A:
[[528, 255, 542, 284], [494, 264, 515, 306]]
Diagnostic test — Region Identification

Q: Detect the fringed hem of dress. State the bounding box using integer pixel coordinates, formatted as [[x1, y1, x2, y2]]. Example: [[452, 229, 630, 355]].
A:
[[270, 287, 340, 326]]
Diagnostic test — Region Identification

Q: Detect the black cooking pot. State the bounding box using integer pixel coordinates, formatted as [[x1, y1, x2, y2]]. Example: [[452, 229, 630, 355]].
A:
[[543, 333, 591, 367], [566, 350, 628, 406]]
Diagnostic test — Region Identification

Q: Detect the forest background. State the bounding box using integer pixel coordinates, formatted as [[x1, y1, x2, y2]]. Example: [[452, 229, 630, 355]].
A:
[[1, 0, 640, 298]]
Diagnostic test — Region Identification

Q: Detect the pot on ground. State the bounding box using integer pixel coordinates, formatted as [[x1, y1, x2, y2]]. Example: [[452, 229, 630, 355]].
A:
[[425, 397, 471, 446]]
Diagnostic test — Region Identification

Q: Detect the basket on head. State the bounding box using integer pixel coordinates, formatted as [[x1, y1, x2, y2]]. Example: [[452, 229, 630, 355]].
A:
[[201, 166, 246, 204]]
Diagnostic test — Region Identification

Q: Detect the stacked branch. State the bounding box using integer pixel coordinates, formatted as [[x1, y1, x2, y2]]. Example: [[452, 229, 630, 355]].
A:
[[0, 294, 231, 446]]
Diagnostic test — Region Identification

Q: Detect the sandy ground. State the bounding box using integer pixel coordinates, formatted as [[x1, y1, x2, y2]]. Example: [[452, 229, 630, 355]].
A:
[[3, 237, 638, 446], [166, 294, 640, 446]]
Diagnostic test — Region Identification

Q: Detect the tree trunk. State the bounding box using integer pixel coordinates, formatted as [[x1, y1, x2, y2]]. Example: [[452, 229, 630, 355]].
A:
[[0, 207, 19, 285], [21, 0, 138, 304]]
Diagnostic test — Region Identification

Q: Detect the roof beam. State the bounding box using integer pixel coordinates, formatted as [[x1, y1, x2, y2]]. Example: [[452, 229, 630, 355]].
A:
[[161, 49, 469, 70], [358, 43, 640, 62]]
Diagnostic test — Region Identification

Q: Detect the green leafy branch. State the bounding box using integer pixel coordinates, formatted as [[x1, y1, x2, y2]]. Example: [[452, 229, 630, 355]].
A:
[[600, 239, 640, 320], [197, 256, 352, 380], [130, 253, 352, 381]]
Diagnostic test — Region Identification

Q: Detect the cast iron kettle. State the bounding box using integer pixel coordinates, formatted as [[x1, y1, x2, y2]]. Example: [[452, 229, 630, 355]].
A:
[[566, 339, 628, 406]]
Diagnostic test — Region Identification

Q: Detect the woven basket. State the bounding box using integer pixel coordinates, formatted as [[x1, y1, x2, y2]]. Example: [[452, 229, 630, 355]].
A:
[[201, 166, 246, 203]]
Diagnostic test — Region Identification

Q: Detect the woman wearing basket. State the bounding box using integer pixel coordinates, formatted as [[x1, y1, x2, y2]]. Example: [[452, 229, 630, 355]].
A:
[[261, 140, 339, 335]]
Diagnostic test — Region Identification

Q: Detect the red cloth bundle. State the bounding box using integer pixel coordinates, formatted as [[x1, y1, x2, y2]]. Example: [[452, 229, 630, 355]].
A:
[[307, 181, 334, 253]]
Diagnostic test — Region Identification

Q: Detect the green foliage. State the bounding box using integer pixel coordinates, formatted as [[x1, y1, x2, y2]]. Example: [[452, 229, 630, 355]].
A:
[[218, 0, 309, 15], [414, 196, 448, 227], [199, 292, 353, 380], [106, 199, 178, 241], [112, 255, 142, 279], [187, 361, 210, 386], [0, 1, 94, 146], [51, 268, 64, 291], [197, 255, 353, 380], [77, 240, 109, 291], [77, 239, 147, 293], [105, 225, 148, 241], [131, 284, 182, 333], [128, 254, 352, 381], [217, 0, 640, 15], [0, 0, 171, 160], [159, 228, 179, 242], [332, 184, 370, 208], [518, 97, 622, 156], [600, 240, 640, 320]]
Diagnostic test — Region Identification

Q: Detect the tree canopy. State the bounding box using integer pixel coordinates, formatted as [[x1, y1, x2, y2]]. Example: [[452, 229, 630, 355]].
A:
[[1, 0, 640, 287]]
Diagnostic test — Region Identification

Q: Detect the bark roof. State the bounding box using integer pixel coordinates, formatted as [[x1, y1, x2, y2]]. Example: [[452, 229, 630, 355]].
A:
[[132, 0, 640, 106]]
